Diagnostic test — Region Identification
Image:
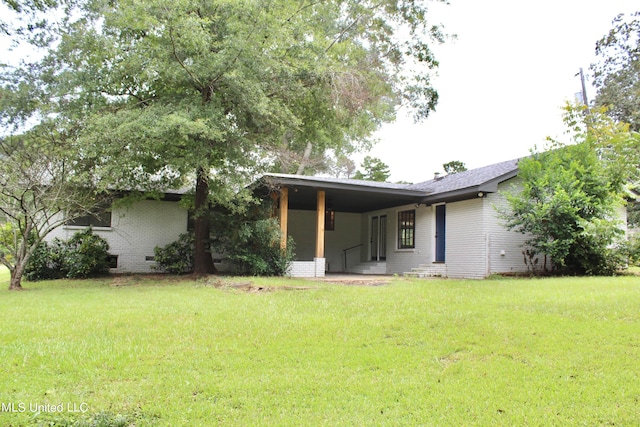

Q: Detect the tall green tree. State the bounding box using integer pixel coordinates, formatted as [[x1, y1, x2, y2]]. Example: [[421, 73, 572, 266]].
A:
[[591, 11, 640, 131], [500, 105, 640, 275], [4, 0, 446, 275], [353, 156, 391, 182]]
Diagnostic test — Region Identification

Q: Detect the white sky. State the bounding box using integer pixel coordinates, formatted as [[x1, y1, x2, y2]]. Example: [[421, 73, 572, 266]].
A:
[[365, 0, 639, 183]]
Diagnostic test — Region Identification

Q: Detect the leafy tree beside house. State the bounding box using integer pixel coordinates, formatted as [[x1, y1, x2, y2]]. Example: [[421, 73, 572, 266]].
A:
[[500, 105, 640, 275], [154, 201, 295, 276], [0, 127, 110, 290]]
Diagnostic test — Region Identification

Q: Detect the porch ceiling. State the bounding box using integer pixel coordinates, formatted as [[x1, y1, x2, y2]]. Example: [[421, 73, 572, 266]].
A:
[[288, 186, 426, 212], [260, 176, 427, 213]]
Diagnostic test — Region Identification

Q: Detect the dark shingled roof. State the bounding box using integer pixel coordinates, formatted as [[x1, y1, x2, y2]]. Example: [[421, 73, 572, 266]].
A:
[[408, 158, 521, 194], [257, 158, 521, 211]]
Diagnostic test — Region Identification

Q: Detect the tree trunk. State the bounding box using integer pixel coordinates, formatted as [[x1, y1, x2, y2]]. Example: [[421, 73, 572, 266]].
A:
[[295, 141, 313, 175], [193, 167, 217, 276], [9, 266, 23, 291]]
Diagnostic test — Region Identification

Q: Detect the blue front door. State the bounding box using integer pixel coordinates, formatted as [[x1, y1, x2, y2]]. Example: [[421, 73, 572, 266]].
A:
[[435, 205, 446, 262]]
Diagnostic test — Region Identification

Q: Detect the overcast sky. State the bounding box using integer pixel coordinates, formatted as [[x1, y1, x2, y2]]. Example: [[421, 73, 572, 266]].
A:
[[2, 1, 637, 184], [365, 0, 638, 183]]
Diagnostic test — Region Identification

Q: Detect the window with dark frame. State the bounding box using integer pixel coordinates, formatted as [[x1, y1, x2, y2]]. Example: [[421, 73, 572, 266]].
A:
[[107, 255, 118, 269], [397, 209, 415, 249], [325, 209, 335, 231], [67, 204, 112, 228]]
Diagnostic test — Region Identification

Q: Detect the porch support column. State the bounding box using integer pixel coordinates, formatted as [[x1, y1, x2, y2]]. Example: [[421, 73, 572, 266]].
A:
[[315, 190, 325, 258], [279, 187, 288, 250]]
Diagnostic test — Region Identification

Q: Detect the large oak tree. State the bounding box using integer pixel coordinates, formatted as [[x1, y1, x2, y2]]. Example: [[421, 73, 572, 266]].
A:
[[4, 0, 446, 275]]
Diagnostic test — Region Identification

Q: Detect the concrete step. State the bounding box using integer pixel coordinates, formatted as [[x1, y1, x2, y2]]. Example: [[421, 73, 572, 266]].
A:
[[347, 262, 387, 275], [404, 263, 447, 278]]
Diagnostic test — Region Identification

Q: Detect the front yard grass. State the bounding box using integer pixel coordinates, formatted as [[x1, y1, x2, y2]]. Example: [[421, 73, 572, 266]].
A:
[[1, 275, 639, 426], [0, 265, 8, 283]]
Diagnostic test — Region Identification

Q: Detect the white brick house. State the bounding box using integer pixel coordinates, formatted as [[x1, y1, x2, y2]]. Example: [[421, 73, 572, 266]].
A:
[[46, 195, 189, 274], [44, 158, 547, 278], [256, 158, 537, 279]]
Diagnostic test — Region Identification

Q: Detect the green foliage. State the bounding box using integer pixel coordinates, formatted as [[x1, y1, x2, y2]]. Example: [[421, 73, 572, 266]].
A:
[[154, 213, 295, 277], [591, 11, 640, 131], [442, 160, 467, 174], [628, 202, 640, 228], [0, 120, 111, 288], [210, 201, 295, 276], [501, 105, 640, 275], [352, 156, 391, 182], [0, 222, 16, 267], [24, 239, 63, 281], [224, 218, 296, 276], [64, 228, 110, 279], [617, 234, 640, 267], [25, 229, 109, 281], [153, 233, 194, 274]]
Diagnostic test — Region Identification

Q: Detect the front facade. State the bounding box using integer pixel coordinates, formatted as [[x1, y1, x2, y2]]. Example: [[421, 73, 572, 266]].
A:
[[259, 158, 535, 279], [45, 158, 537, 278]]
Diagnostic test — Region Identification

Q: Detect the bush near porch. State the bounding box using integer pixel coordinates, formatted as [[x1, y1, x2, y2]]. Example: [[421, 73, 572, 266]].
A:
[[0, 275, 638, 426]]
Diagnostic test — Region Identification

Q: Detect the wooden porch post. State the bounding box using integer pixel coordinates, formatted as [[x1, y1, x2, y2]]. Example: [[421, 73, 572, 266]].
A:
[[315, 190, 325, 258], [279, 187, 288, 250]]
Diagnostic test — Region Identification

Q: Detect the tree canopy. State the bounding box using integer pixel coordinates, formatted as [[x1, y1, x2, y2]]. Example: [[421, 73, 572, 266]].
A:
[[442, 160, 467, 174], [0, 124, 110, 289], [591, 11, 640, 131], [1, 0, 447, 275], [500, 105, 640, 275], [352, 156, 391, 182]]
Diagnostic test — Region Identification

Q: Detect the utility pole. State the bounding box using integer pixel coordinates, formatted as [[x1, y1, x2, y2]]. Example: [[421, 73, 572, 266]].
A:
[[577, 67, 591, 113]]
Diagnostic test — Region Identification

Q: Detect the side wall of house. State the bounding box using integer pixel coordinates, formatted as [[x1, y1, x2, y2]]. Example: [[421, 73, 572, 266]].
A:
[[445, 198, 488, 279], [287, 210, 362, 272], [484, 178, 540, 275], [47, 199, 188, 273]]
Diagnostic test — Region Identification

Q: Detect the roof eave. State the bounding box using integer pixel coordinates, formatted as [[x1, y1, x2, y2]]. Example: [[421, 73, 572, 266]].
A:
[[421, 169, 520, 205], [259, 174, 427, 198]]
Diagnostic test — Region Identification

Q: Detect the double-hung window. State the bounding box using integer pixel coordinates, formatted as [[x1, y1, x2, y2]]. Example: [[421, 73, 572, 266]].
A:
[[398, 209, 415, 249]]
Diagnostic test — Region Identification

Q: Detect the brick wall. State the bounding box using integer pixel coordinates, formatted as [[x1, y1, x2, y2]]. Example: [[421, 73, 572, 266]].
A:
[[47, 199, 188, 273]]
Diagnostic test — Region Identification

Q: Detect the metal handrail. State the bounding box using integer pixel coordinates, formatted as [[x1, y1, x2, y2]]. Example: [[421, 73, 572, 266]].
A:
[[342, 243, 364, 271]]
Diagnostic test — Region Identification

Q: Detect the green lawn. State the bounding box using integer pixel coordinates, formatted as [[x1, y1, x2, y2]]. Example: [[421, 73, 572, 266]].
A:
[[1, 275, 639, 426], [0, 265, 8, 283]]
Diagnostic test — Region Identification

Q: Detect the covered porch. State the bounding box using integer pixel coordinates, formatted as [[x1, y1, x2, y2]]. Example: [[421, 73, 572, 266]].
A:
[[257, 174, 426, 277]]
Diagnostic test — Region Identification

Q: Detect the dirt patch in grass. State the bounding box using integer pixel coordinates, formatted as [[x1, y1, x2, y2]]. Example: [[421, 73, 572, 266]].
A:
[[109, 274, 186, 287], [108, 273, 391, 289], [197, 276, 314, 292], [225, 283, 314, 293], [308, 274, 392, 287]]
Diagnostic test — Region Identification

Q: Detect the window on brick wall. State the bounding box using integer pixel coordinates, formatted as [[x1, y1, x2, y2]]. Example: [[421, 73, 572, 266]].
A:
[[107, 255, 118, 268], [397, 209, 415, 249], [67, 203, 112, 228]]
